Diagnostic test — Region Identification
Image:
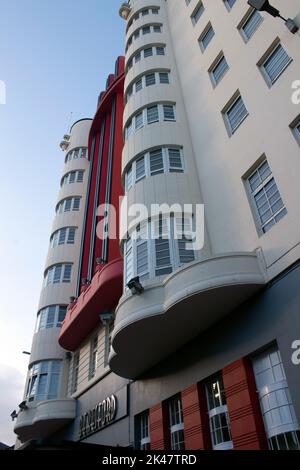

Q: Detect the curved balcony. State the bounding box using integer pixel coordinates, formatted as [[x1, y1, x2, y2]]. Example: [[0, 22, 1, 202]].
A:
[[14, 399, 76, 442], [110, 251, 266, 379], [59, 258, 123, 351]]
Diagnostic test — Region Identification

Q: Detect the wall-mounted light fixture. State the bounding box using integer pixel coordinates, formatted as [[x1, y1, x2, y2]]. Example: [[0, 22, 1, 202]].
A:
[[248, 0, 299, 34], [127, 277, 144, 295]]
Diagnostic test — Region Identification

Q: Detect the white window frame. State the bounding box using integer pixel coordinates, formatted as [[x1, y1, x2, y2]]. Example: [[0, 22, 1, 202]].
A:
[[50, 227, 76, 247], [89, 335, 98, 379], [168, 396, 185, 451], [191, 1, 204, 25], [125, 147, 184, 191], [246, 158, 287, 234], [56, 197, 81, 214], [199, 23, 215, 52], [126, 70, 170, 102], [137, 412, 151, 450], [239, 8, 263, 42], [124, 216, 195, 289], [44, 263, 72, 287], [35, 305, 67, 331], [71, 352, 80, 394], [209, 52, 229, 87], [223, 93, 249, 136], [125, 104, 176, 141], [65, 147, 87, 164], [259, 42, 292, 87], [26, 360, 61, 402]]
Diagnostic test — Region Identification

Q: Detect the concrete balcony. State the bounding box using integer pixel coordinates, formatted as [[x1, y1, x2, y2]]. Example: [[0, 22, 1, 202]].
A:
[[14, 399, 76, 443], [110, 251, 266, 379]]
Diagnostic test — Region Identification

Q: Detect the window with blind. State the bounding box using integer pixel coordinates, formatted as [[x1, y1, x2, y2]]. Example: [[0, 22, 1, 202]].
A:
[[239, 9, 263, 41], [44, 263, 72, 287], [224, 94, 248, 135], [50, 227, 76, 247], [261, 43, 292, 86], [191, 2, 204, 25], [126, 71, 170, 102], [246, 159, 287, 234], [125, 147, 184, 191], [199, 24, 215, 51], [125, 104, 176, 140], [35, 305, 67, 331], [124, 217, 195, 287], [210, 54, 229, 86]]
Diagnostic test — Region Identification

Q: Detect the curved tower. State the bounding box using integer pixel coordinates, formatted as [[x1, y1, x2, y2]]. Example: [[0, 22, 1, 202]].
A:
[[14, 118, 92, 444], [111, 0, 266, 379]]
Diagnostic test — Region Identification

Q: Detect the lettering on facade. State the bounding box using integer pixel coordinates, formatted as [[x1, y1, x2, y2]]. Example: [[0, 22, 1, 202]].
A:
[[79, 395, 117, 438]]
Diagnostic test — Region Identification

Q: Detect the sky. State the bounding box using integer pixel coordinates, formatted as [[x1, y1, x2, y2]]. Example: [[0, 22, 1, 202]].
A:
[[0, 0, 125, 445]]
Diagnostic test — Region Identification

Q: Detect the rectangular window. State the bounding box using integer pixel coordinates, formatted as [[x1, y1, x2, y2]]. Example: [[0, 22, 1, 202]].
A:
[[89, 335, 98, 379], [159, 72, 169, 84], [135, 52, 141, 63], [199, 24, 215, 51], [136, 413, 151, 450], [73, 197, 81, 211], [135, 78, 143, 92], [153, 25, 161, 33], [126, 166, 133, 192], [191, 2, 204, 25], [71, 352, 80, 394], [57, 306, 67, 327], [150, 149, 164, 175], [210, 54, 229, 85], [147, 105, 159, 124], [168, 396, 185, 450], [125, 238, 133, 285], [67, 227, 76, 244], [126, 120, 133, 139], [247, 159, 287, 233], [135, 112, 143, 129], [142, 26, 151, 35], [163, 105, 175, 121], [69, 172, 76, 183], [155, 219, 172, 276], [141, 9, 149, 16], [156, 46, 165, 55], [168, 148, 183, 172], [76, 170, 84, 182], [224, 94, 248, 134], [261, 43, 292, 85], [144, 47, 153, 58], [58, 228, 67, 245], [136, 156, 146, 181], [240, 9, 263, 41], [145, 73, 156, 87], [176, 218, 195, 265], [64, 199, 72, 212], [53, 265, 62, 284], [63, 264, 72, 282]]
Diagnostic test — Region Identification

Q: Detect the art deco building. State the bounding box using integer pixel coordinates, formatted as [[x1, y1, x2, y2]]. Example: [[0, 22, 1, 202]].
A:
[[14, 0, 300, 451]]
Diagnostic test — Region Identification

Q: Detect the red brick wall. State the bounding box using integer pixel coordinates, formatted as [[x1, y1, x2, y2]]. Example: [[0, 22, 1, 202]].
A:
[[149, 403, 170, 450]]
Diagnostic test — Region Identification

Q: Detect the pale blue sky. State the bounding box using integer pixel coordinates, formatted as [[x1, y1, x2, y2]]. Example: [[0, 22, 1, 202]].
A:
[[0, 0, 125, 444]]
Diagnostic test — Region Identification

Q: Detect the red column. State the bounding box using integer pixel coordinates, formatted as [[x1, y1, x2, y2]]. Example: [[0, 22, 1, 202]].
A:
[[223, 358, 268, 450], [149, 403, 170, 450], [182, 384, 211, 450]]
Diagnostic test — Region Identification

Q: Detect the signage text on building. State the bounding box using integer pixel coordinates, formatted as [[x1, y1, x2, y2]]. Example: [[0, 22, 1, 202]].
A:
[[79, 395, 117, 438]]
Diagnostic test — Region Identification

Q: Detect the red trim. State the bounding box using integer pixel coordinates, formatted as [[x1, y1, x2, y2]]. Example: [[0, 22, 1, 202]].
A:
[[223, 358, 268, 450], [149, 402, 170, 450], [182, 384, 211, 450], [59, 258, 123, 351]]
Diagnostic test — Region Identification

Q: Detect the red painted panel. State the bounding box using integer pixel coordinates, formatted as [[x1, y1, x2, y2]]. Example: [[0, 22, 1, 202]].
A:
[[149, 403, 170, 451], [182, 384, 211, 450], [223, 358, 268, 450]]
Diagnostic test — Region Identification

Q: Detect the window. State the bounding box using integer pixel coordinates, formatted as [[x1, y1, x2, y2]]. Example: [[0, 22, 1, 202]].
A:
[[199, 24, 215, 51], [51, 227, 76, 247], [145, 73, 156, 87], [26, 361, 61, 402], [125, 147, 184, 189], [246, 159, 287, 233], [224, 0, 236, 11], [168, 396, 185, 450], [89, 335, 98, 379], [35, 305, 67, 331], [125, 104, 176, 140], [71, 352, 80, 394], [56, 197, 81, 213], [124, 216, 195, 285], [135, 112, 143, 129], [210, 53, 229, 86], [260, 43, 292, 86], [205, 375, 233, 450], [44, 263, 72, 286], [153, 25, 161, 33], [291, 119, 300, 145], [147, 105, 159, 124], [252, 345, 300, 450], [126, 71, 170, 102], [65, 147, 87, 163], [142, 25, 150, 35], [239, 9, 263, 41], [191, 2, 204, 25], [144, 47, 153, 58], [104, 320, 114, 367], [156, 46, 165, 55], [136, 413, 151, 450], [141, 9, 149, 16], [223, 94, 248, 135], [163, 105, 175, 121]]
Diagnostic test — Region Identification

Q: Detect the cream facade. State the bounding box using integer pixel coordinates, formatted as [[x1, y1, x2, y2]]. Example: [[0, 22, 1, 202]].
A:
[[14, 119, 92, 445]]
